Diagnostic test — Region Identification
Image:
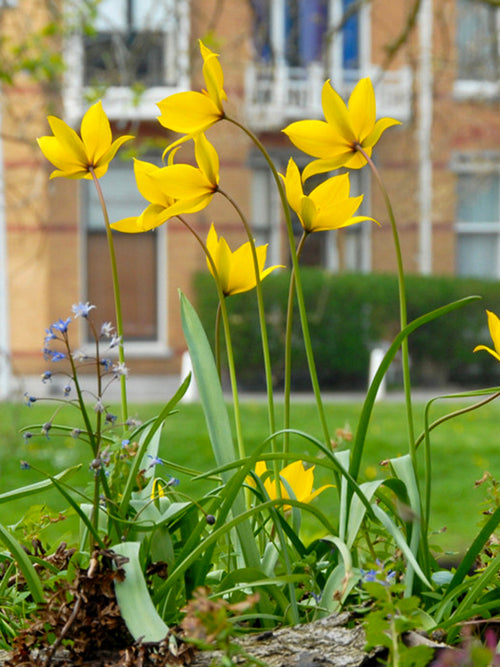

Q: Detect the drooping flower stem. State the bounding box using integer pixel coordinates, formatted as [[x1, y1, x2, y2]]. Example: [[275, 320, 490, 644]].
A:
[[218, 188, 276, 441], [177, 216, 246, 461], [226, 116, 331, 449], [90, 169, 128, 426], [355, 144, 416, 465]]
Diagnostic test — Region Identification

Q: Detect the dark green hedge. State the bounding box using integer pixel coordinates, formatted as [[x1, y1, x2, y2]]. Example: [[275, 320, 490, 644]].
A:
[[193, 270, 500, 390]]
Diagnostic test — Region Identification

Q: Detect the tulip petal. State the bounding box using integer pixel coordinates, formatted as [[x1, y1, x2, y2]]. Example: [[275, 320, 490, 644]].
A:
[[364, 117, 401, 148], [110, 216, 142, 233], [81, 101, 112, 165], [283, 159, 304, 216], [47, 116, 88, 165], [302, 154, 356, 182], [194, 133, 219, 187], [322, 80, 356, 144], [202, 52, 227, 110], [487, 309, 500, 356], [283, 120, 346, 159], [157, 91, 222, 135], [473, 344, 500, 362], [348, 78, 376, 144]]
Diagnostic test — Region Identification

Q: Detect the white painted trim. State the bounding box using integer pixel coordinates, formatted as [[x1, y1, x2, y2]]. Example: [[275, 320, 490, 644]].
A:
[[63, 0, 190, 125], [418, 0, 433, 275]]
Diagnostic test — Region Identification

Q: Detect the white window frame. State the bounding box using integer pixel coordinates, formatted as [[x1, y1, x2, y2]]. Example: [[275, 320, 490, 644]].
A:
[[81, 161, 170, 357], [63, 0, 190, 124], [453, 0, 500, 100], [452, 152, 500, 279]]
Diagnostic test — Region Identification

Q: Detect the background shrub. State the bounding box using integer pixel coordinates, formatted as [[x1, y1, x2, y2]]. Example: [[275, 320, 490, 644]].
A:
[[193, 270, 500, 390]]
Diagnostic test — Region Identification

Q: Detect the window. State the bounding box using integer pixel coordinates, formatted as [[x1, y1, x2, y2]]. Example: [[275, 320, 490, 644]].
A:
[[84, 0, 169, 88], [83, 159, 166, 346], [64, 0, 189, 122], [455, 0, 499, 95], [251, 0, 360, 71], [455, 169, 500, 278]]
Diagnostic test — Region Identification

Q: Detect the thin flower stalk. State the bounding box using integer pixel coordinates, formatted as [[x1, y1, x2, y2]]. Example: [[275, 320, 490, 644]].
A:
[[353, 144, 416, 473], [218, 188, 278, 444], [226, 116, 332, 450], [282, 231, 307, 454], [90, 169, 128, 426], [177, 216, 246, 462]]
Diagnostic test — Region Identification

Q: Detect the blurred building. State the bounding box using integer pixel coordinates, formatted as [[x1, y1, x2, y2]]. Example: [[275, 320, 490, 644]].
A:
[[0, 0, 498, 383]]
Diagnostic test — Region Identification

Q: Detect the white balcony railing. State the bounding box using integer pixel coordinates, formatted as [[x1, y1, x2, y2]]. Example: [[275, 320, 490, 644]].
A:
[[245, 63, 413, 131]]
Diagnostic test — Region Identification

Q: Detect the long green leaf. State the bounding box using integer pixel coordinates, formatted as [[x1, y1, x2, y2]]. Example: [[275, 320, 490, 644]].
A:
[[350, 295, 480, 482], [372, 504, 431, 588], [119, 374, 191, 515], [0, 465, 81, 505], [180, 292, 260, 569], [0, 523, 44, 603], [112, 541, 169, 642]]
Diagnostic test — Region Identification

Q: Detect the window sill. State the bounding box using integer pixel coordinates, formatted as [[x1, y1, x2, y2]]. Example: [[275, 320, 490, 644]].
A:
[[64, 85, 189, 125], [453, 80, 500, 101]]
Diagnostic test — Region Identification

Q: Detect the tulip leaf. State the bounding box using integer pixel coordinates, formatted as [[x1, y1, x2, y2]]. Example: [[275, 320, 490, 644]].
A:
[[112, 541, 169, 642], [351, 295, 481, 482], [0, 523, 44, 604], [0, 465, 81, 505], [180, 291, 261, 569]]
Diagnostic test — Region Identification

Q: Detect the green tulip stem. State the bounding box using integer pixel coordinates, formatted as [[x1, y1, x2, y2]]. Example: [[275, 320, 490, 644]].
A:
[[218, 188, 276, 442], [177, 216, 246, 461], [355, 145, 416, 466], [283, 231, 308, 453], [226, 116, 331, 449], [215, 301, 222, 378], [90, 169, 128, 426]]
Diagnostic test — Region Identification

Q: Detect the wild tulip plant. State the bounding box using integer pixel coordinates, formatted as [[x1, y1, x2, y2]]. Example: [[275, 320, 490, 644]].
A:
[[1, 40, 499, 660]]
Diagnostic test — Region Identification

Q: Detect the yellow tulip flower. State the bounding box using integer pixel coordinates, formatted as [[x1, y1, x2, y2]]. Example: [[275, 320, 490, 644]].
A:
[[283, 78, 400, 180], [37, 101, 133, 180], [282, 158, 376, 233], [111, 133, 219, 233], [473, 310, 500, 362], [206, 224, 281, 296], [250, 460, 332, 511], [157, 40, 227, 136]]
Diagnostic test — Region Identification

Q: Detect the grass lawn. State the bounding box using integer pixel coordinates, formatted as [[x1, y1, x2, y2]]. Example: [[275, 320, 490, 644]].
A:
[[0, 395, 498, 554]]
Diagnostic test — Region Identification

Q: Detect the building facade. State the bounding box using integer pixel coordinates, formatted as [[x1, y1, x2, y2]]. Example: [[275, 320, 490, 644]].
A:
[[0, 0, 499, 386]]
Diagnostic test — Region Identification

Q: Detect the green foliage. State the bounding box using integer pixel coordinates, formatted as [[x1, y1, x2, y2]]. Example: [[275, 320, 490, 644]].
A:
[[194, 270, 500, 389], [363, 579, 434, 667]]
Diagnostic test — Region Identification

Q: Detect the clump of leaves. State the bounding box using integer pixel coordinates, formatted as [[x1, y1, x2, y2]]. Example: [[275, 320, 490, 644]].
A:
[[181, 587, 263, 666], [7, 548, 132, 665], [363, 577, 434, 667]]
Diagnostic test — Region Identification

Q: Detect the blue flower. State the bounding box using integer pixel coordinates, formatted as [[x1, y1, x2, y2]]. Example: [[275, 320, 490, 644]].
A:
[[105, 412, 117, 424], [24, 393, 37, 407], [147, 454, 164, 468], [42, 348, 66, 362], [20, 460, 31, 470], [100, 358, 112, 370], [72, 302, 95, 318], [100, 322, 114, 338], [44, 328, 57, 345], [22, 431, 33, 441], [63, 384, 71, 396], [50, 317, 71, 334], [167, 476, 180, 487], [41, 370, 52, 383]]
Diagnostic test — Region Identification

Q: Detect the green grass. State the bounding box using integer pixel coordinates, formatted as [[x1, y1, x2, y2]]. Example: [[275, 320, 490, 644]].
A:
[[0, 396, 498, 554]]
